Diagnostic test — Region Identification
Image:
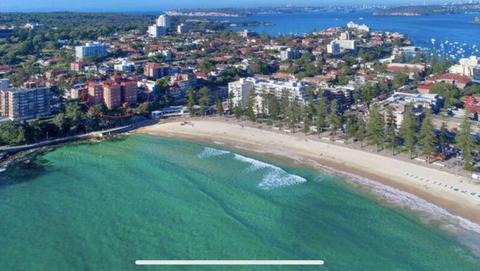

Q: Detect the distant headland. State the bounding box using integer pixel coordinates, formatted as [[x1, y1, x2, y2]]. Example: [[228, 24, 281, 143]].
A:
[[374, 3, 480, 16]]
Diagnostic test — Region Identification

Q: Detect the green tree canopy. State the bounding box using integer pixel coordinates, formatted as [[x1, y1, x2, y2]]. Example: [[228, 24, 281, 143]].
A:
[[418, 111, 437, 162], [399, 105, 418, 158], [429, 82, 461, 109], [366, 104, 385, 151], [456, 113, 476, 170]]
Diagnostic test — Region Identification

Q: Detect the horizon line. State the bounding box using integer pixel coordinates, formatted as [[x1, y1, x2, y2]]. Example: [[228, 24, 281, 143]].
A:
[[0, 4, 392, 13]]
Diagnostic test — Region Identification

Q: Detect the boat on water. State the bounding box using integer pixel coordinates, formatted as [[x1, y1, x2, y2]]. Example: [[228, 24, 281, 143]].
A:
[[0, 168, 6, 173]]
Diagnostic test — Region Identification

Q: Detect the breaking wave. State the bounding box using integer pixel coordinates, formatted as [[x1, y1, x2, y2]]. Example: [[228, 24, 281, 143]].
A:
[[233, 154, 307, 190], [197, 147, 230, 158], [197, 147, 306, 190], [196, 147, 480, 255]]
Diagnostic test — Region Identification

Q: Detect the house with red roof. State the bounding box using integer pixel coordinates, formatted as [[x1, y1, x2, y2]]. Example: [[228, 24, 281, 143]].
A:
[[425, 73, 471, 89], [464, 96, 480, 114], [0, 65, 11, 75], [386, 63, 426, 74], [417, 82, 434, 94]]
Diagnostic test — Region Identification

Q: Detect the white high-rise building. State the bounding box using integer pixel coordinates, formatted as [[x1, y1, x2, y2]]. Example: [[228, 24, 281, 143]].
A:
[[340, 31, 352, 40], [177, 23, 189, 34], [228, 77, 306, 113], [449, 56, 480, 78], [0, 86, 51, 121], [327, 38, 355, 56], [228, 78, 255, 108], [147, 14, 170, 38], [148, 24, 166, 38], [280, 48, 302, 61], [156, 15, 171, 29], [336, 39, 356, 50], [327, 41, 341, 56], [75, 42, 108, 60]]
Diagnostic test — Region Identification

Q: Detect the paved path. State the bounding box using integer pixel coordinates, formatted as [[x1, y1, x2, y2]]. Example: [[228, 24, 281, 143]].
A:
[[0, 119, 158, 155]]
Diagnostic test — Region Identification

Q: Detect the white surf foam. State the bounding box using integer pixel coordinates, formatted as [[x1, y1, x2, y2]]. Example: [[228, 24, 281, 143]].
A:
[[233, 154, 307, 190], [197, 147, 230, 159], [345, 172, 480, 235], [327, 166, 480, 256]]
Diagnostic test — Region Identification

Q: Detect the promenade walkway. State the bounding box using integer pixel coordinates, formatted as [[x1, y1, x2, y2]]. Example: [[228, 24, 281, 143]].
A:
[[0, 119, 157, 155]]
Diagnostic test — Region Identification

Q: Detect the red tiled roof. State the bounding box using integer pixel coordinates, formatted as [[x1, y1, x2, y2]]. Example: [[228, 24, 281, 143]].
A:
[[0, 65, 11, 72], [427, 73, 471, 85], [195, 72, 209, 79], [387, 63, 425, 73], [464, 96, 480, 113], [417, 82, 434, 90]]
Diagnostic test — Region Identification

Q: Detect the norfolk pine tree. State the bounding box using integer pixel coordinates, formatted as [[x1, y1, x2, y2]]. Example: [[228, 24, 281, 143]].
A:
[[328, 100, 341, 135], [366, 104, 385, 152], [418, 110, 436, 163], [316, 99, 328, 134], [456, 113, 475, 170], [385, 107, 397, 155], [400, 105, 417, 159]]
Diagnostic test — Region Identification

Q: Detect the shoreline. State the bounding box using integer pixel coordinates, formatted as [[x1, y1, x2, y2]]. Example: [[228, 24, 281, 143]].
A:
[[0, 120, 157, 169], [137, 119, 480, 226]]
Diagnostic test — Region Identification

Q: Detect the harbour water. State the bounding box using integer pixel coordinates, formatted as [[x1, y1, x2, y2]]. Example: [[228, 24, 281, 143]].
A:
[[225, 11, 480, 59], [0, 134, 479, 270]]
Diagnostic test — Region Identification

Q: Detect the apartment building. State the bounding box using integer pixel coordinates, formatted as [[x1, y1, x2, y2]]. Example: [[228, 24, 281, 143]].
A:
[[228, 77, 306, 112], [144, 63, 170, 80], [102, 81, 122, 110], [75, 42, 108, 60], [0, 85, 51, 121], [87, 77, 138, 109]]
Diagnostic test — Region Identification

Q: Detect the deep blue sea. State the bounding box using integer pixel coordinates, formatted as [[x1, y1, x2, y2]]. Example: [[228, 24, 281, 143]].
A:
[[224, 11, 480, 58]]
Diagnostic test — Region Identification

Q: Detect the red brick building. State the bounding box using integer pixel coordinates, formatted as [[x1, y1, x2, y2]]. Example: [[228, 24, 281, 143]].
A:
[[88, 82, 104, 104], [70, 61, 87, 72], [144, 63, 169, 80], [120, 80, 138, 106], [102, 81, 122, 110], [87, 77, 138, 109]]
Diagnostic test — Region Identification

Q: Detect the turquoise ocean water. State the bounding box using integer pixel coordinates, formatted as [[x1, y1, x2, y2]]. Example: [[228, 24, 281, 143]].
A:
[[0, 134, 479, 270]]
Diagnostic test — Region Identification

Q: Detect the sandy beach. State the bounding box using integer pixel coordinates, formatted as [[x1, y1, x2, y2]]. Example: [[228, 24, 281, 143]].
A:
[[137, 119, 480, 225]]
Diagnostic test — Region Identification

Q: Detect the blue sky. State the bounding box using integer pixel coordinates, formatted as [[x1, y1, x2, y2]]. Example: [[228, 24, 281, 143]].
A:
[[0, 0, 447, 12]]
